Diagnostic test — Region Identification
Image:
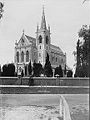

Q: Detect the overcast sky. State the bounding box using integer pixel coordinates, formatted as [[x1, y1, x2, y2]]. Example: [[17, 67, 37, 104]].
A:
[[0, 0, 90, 71]]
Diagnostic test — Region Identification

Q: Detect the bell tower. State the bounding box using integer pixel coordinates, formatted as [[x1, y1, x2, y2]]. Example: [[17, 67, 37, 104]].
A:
[[36, 7, 51, 66]]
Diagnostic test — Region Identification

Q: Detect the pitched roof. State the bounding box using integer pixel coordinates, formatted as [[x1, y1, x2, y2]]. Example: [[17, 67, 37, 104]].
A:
[[25, 35, 36, 43], [50, 44, 64, 54]]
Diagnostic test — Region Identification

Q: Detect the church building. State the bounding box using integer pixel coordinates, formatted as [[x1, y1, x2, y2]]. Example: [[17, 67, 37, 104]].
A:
[[14, 8, 66, 76]]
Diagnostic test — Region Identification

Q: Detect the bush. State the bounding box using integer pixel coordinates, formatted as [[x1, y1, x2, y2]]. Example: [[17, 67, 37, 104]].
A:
[[55, 65, 63, 77], [2, 63, 15, 76], [67, 70, 73, 77]]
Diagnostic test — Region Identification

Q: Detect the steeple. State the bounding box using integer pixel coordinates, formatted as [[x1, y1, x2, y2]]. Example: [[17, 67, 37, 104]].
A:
[[41, 6, 47, 29]]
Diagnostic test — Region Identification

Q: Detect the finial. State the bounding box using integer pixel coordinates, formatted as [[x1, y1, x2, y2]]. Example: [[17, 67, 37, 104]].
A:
[[23, 29, 24, 35], [36, 23, 39, 32]]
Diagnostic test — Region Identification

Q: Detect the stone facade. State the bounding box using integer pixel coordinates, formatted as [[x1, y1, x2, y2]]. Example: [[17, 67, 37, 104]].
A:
[[14, 8, 66, 76]]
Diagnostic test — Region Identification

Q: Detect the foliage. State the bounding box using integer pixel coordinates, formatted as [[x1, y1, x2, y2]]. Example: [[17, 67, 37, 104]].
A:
[[33, 62, 43, 77], [21, 70, 24, 77], [44, 54, 53, 77], [74, 25, 90, 77], [54, 65, 63, 77], [67, 70, 73, 77], [0, 2, 4, 19], [64, 64, 67, 75], [28, 60, 32, 75], [2, 63, 15, 76]]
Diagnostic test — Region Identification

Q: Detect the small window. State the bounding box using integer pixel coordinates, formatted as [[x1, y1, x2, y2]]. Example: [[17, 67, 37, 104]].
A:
[[16, 52, 19, 63], [56, 57, 57, 62], [39, 35, 42, 43], [26, 51, 29, 62], [61, 59, 63, 63], [40, 46, 41, 49], [39, 53, 41, 57]]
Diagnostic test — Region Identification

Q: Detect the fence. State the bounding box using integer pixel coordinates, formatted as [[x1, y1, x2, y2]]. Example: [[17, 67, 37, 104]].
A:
[[0, 77, 89, 86]]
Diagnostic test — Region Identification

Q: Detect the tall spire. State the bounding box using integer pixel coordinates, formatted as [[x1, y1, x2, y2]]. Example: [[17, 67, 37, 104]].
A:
[[41, 6, 47, 29]]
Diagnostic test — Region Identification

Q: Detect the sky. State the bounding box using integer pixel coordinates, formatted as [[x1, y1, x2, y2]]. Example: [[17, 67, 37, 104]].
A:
[[0, 0, 90, 71]]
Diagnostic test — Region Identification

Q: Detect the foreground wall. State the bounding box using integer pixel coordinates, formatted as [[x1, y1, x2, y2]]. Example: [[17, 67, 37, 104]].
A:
[[0, 77, 89, 86]]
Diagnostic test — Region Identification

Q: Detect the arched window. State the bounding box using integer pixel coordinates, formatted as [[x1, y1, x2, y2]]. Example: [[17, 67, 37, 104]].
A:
[[39, 53, 41, 57], [16, 52, 19, 63], [26, 51, 29, 62], [56, 57, 57, 62], [39, 35, 42, 43], [61, 59, 63, 63], [21, 51, 24, 62]]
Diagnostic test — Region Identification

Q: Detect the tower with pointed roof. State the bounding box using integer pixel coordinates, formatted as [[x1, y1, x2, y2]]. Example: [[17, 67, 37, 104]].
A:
[[36, 7, 51, 66]]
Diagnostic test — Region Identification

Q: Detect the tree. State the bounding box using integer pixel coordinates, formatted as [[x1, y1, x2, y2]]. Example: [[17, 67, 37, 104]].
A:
[[2, 63, 15, 76], [2, 64, 8, 76], [64, 64, 67, 75], [33, 61, 43, 77], [28, 60, 32, 76], [59, 65, 63, 77], [44, 54, 53, 77], [74, 25, 90, 77], [0, 2, 4, 19], [67, 70, 73, 77], [54, 65, 63, 77], [8, 63, 15, 76]]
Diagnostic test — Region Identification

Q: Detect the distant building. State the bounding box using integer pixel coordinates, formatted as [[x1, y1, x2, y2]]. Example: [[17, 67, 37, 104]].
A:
[[14, 8, 66, 76]]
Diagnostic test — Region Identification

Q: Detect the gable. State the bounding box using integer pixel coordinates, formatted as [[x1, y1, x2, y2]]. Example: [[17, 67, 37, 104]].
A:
[[17, 34, 32, 47]]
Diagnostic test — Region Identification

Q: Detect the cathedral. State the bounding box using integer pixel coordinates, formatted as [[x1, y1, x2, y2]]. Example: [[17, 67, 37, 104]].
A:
[[14, 8, 66, 76]]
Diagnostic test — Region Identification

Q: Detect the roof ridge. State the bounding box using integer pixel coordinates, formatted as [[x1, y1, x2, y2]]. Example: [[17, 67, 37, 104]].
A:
[[25, 35, 36, 40]]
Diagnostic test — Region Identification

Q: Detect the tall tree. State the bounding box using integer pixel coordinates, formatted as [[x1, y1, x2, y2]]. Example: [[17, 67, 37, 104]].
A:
[[64, 64, 67, 75], [44, 54, 53, 77], [28, 60, 32, 76], [75, 25, 90, 77], [8, 63, 15, 76]]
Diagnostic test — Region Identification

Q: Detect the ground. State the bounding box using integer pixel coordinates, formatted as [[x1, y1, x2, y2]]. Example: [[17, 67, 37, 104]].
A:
[[0, 94, 89, 120]]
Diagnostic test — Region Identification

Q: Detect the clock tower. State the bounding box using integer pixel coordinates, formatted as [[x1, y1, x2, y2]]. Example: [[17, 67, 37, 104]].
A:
[[36, 7, 51, 66]]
